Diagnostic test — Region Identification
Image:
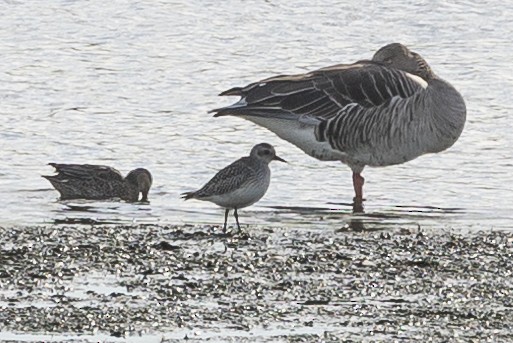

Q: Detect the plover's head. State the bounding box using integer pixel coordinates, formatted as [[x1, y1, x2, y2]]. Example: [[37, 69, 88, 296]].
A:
[[250, 143, 287, 164]]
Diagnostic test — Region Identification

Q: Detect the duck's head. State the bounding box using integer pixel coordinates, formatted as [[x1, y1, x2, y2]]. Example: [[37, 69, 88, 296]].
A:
[[125, 168, 153, 202], [372, 43, 434, 80], [250, 143, 287, 164]]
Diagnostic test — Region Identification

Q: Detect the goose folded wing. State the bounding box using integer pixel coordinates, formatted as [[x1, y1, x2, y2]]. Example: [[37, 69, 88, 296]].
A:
[[217, 61, 425, 120]]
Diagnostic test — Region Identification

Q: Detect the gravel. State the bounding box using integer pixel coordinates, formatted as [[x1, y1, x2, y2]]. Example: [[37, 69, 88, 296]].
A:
[[0, 224, 512, 342]]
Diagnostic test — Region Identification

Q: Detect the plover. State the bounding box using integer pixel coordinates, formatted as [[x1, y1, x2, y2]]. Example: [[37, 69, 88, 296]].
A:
[[181, 143, 286, 232]]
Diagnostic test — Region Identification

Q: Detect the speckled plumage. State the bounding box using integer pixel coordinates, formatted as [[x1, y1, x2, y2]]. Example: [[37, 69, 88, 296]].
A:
[[182, 143, 285, 232], [43, 163, 153, 202], [211, 43, 466, 207]]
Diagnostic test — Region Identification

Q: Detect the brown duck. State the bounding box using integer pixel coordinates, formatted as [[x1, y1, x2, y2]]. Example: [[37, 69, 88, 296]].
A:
[[43, 163, 152, 202]]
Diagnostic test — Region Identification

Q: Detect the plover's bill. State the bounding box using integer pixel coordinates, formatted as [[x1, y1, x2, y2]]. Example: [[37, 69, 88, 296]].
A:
[[181, 143, 286, 232], [43, 163, 153, 202], [211, 43, 466, 210]]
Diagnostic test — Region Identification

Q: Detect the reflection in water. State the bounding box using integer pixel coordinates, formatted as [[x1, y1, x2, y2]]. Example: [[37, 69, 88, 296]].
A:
[[44, 196, 468, 231], [265, 202, 466, 231], [62, 204, 97, 212], [342, 217, 368, 232], [391, 204, 465, 214], [48, 201, 156, 226], [353, 201, 364, 214], [53, 217, 123, 225]]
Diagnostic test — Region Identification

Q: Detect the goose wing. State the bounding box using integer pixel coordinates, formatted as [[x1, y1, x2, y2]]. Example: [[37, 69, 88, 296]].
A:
[[213, 60, 426, 120]]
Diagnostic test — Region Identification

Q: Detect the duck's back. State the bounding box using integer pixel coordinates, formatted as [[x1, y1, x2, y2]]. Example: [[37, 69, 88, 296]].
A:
[[43, 163, 126, 200]]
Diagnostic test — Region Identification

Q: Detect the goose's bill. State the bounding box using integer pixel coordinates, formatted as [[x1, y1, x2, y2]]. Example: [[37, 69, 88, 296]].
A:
[[273, 155, 287, 163]]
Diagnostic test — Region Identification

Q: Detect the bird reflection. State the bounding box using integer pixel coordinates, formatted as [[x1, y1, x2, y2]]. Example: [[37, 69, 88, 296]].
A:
[[49, 201, 153, 226], [338, 216, 367, 232], [352, 199, 365, 214], [267, 201, 464, 232]]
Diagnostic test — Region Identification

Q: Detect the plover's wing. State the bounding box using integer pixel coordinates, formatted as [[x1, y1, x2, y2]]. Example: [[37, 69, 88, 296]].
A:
[[193, 157, 255, 198]]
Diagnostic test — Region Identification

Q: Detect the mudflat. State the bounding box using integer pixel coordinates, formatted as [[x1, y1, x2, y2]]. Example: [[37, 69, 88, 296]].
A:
[[0, 224, 512, 342]]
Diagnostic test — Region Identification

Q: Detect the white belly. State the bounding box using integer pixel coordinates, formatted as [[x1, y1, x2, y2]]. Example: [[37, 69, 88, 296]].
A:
[[205, 173, 271, 209]]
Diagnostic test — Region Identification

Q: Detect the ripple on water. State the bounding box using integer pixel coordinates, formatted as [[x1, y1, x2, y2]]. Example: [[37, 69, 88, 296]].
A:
[[0, 1, 512, 229]]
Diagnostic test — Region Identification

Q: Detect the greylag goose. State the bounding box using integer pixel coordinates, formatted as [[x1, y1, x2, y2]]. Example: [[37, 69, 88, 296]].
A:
[[43, 163, 153, 202], [211, 43, 466, 207], [182, 143, 286, 232]]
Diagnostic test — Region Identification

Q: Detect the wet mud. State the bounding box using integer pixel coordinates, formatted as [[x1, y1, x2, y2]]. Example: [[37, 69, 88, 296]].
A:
[[0, 223, 512, 342]]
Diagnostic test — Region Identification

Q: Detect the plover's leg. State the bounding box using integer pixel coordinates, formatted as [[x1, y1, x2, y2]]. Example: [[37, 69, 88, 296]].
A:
[[234, 207, 241, 233], [223, 208, 230, 233]]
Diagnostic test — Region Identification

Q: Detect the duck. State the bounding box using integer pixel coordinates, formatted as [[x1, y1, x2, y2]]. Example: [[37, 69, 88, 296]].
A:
[[211, 43, 466, 208], [43, 163, 152, 202]]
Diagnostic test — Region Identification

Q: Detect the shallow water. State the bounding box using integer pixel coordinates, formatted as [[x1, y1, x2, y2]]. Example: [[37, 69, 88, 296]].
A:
[[1, 0, 513, 230]]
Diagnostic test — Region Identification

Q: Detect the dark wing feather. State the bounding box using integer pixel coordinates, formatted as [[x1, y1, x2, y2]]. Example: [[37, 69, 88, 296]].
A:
[[44, 163, 127, 200], [213, 60, 423, 120], [49, 163, 124, 182], [190, 157, 254, 198]]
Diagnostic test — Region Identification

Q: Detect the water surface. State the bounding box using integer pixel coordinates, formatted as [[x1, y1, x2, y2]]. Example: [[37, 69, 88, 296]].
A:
[[1, 0, 512, 230]]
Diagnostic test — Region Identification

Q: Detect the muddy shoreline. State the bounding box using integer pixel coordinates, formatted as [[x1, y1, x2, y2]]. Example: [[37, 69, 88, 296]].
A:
[[1, 224, 512, 342]]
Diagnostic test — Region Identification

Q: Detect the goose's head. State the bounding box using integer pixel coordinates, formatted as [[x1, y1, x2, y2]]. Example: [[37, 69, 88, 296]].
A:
[[372, 43, 434, 80], [250, 143, 287, 164], [125, 168, 153, 202]]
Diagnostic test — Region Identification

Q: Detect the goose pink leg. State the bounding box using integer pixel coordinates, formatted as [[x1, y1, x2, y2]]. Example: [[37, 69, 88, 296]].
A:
[[352, 172, 365, 205]]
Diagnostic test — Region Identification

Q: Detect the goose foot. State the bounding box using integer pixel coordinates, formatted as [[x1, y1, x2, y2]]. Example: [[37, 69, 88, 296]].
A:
[[352, 200, 364, 213]]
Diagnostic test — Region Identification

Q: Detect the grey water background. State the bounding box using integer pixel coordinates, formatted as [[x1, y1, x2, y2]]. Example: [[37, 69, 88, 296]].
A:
[[1, 0, 512, 230]]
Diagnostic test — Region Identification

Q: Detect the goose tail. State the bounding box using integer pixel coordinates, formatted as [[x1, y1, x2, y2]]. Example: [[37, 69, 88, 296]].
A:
[[212, 105, 343, 161]]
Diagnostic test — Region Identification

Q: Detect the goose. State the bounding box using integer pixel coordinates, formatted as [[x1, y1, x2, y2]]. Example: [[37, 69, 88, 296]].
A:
[[211, 43, 466, 207], [43, 163, 153, 202]]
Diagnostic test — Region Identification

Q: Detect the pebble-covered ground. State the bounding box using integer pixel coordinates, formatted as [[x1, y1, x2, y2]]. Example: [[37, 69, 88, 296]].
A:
[[0, 223, 512, 342]]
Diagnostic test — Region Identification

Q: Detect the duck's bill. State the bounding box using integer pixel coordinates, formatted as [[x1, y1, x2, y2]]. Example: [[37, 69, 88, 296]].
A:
[[273, 155, 287, 163]]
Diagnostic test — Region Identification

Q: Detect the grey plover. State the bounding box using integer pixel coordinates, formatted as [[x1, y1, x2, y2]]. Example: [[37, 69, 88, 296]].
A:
[[211, 43, 466, 207], [181, 143, 286, 232], [43, 163, 153, 202]]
